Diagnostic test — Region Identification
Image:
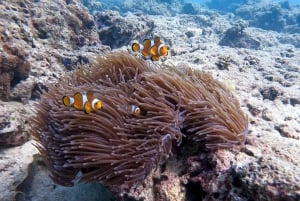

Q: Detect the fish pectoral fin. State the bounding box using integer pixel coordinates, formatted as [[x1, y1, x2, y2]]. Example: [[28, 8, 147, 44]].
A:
[[151, 55, 160, 61], [143, 39, 151, 49], [142, 50, 150, 57], [154, 36, 161, 45], [150, 46, 158, 56], [84, 102, 92, 114], [86, 91, 94, 102]]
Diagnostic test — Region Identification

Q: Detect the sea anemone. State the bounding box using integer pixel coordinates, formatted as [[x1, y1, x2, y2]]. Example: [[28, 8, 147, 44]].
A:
[[30, 51, 248, 189]]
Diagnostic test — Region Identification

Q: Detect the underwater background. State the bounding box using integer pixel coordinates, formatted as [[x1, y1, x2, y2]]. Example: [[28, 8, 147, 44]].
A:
[[0, 0, 299, 201]]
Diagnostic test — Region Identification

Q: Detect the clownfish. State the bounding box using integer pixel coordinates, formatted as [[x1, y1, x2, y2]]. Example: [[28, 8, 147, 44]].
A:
[[131, 36, 168, 61], [122, 104, 141, 116], [62, 91, 102, 114], [128, 104, 141, 116]]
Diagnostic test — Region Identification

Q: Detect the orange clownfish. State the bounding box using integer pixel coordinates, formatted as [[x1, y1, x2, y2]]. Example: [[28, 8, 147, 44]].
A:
[[124, 104, 141, 116], [62, 91, 102, 114], [131, 36, 168, 61]]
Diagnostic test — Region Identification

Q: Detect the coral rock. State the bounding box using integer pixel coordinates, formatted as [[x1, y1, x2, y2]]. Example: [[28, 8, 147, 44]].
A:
[[0, 42, 31, 101], [0, 102, 28, 147], [219, 21, 261, 49], [95, 11, 154, 49]]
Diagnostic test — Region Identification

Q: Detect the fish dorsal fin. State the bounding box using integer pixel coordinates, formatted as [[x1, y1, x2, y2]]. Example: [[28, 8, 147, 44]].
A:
[[154, 36, 161, 45], [86, 91, 94, 102], [151, 55, 160, 61], [141, 39, 151, 57], [143, 39, 151, 50]]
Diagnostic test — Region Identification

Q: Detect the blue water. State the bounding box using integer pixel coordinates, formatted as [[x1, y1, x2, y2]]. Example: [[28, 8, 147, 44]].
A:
[[88, 0, 300, 34], [185, 0, 299, 5], [94, 0, 300, 14]]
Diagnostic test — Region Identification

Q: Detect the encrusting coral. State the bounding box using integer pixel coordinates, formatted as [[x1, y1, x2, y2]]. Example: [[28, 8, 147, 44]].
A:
[[30, 51, 248, 190]]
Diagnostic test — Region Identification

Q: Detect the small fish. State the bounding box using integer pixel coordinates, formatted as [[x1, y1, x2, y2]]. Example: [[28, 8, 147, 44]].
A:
[[132, 36, 168, 61], [127, 104, 141, 117], [62, 91, 102, 114], [120, 105, 141, 117]]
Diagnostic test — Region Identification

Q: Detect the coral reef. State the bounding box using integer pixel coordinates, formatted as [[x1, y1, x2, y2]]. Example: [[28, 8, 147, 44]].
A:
[[0, 0, 109, 150], [278, 33, 300, 48], [182, 3, 199, 15], [260, 86, 284, 101], [207, 0, 300, 34], [181, 146, 300, 201], [0, 141, 39, 201], [0, 0, 32, 101], [216, 56, 234, 70], [236, 3, 286, 32], [219, 21, 261, 49], [30, 0, 96, 48], [15, 154, 115, 201], [0, 0, 108, 102], [82, 0, 192, 16], [231, 156, 300, 201], [122, 0, 188, 16], [0, 42, 31, 101], [95, 11, 154, 49], [0, 102, 28, 146], [235, 1, 300, 33], [206, 0, 247, 12], [30, 52, 248, 191], [0, 0, 299, 200], [81, 0, 103, 14]]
